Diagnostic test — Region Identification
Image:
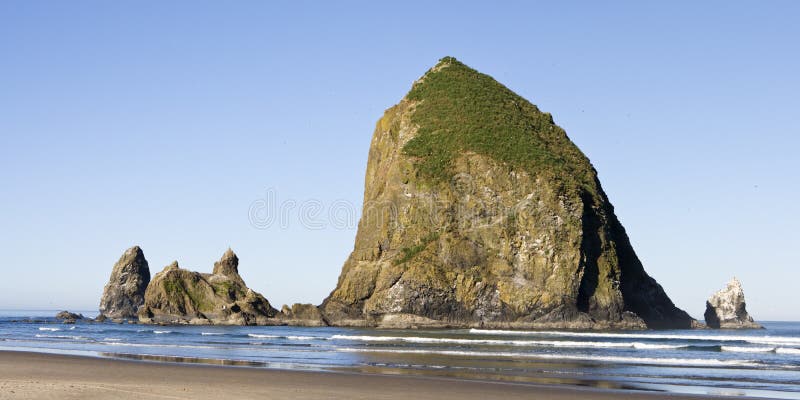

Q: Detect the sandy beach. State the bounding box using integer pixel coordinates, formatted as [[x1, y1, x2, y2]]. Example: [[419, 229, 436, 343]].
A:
[[0, 350, 743, 400]]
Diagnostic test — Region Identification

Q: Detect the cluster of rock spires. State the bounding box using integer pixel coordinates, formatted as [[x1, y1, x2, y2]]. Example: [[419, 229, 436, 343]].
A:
[[97, 246, 324, 326], [138, 249, 279, 325], [94, 57, 761, 330]]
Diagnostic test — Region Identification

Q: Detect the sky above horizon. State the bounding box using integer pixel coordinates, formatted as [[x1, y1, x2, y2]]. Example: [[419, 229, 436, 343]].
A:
[[1, 1, 798, 321]]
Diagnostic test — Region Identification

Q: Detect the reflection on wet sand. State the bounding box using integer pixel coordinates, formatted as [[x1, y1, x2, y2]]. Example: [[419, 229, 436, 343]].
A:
[[100, 351, 652, 392], [101, 352, 267, 367]]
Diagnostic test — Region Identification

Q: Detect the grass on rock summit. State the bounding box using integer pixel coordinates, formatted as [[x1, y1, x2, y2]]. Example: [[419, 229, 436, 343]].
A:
[[403, 57, 597, 193]]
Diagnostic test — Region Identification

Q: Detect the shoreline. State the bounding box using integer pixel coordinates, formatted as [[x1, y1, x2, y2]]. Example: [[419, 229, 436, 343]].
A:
[[0, 350, 761, 399]]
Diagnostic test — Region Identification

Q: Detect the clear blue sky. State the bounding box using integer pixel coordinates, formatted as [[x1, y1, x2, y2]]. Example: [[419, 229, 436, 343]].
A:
[[1, 1, 798, 320]]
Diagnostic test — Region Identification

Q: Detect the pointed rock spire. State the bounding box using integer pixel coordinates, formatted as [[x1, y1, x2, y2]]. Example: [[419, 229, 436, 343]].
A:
[[98, 245, 151, 319], [138, 248, 279, 325], [163, 261, 179, 272], [213, 248, 240, 277], [704, 277, 762, 329]]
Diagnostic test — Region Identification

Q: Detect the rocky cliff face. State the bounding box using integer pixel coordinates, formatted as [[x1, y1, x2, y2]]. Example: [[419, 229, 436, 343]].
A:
[[321, 57, 696, 329], [98, 246, 151, 319], [138, 249, 279, 325], [704, 278, 761, 329]]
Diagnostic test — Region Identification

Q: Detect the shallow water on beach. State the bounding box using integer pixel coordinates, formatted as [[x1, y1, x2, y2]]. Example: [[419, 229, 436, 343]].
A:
[[1, 311, 798, 399]]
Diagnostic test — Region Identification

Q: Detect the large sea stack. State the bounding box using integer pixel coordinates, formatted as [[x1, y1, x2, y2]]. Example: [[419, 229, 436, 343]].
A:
[[321, 57, 696, 329], [98, 246, 151, 320], [138, 249, 279, 325]]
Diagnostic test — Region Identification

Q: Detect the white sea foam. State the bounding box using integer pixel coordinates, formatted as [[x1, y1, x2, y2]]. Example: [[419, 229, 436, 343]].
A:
[[632, 343, 684, 350], [286, 336, 320, 341], [338, 347, 761, 368], [776, 348, 800, 355], [330, 335, 684, 350], [103, 338, 123, 342], [153, 330, 172, 334], [468, 329, 800, 346], [247, 334, 322, 341], [38, 327, 60, 331], [201, 332, 226, 336], [721, 346, 776, 353], [35, 334, 90, 341]]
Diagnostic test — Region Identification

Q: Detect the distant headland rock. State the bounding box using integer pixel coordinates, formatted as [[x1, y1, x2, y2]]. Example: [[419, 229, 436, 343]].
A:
[[319, 57, 697, 329], [704, 277, 762, 329]]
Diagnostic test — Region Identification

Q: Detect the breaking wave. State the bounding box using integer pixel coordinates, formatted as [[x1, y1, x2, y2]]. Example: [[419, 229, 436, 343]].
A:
[[331, 335, 686, 350], [34, 334, 90, 341], [721, 346, 776, 353], [468, 329, 800, 346], [247, 334, 323, 341]]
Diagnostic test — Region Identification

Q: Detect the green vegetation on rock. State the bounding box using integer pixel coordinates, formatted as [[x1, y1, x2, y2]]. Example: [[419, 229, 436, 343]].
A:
[[138, 250, 278, 325], [394, 232, 440, 265], [404, 57, 595, 193]]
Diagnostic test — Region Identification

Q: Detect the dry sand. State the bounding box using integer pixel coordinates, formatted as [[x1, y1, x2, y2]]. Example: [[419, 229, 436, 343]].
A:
[[0, 350, 735, 399]]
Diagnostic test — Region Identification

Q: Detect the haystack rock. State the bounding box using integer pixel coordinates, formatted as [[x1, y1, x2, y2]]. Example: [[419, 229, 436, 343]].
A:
[[138, 249, 279, 325], [704, 277, 762, 329], [98, 246, 151, 319], [320, 57, 697, 329]]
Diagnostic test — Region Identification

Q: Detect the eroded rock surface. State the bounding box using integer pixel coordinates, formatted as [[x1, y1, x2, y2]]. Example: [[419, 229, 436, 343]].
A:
[[98, 246, 151, 319], [320, 57, 696, 329], [704, 277, 762, 329], [138, 249, 279, 325]]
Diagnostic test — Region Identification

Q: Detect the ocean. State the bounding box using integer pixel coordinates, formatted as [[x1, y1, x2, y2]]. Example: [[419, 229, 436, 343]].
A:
[[1, 311, 798, 398]]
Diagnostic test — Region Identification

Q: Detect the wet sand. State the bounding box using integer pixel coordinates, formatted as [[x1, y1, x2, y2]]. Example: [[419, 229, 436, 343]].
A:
[[0, 350, 745, 399]]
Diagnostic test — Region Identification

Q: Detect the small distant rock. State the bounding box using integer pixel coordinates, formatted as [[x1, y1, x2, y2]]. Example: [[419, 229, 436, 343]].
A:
[[278, 303, 326, 327], [704, 277, 762, 329], [55, 311, 84, 323]]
